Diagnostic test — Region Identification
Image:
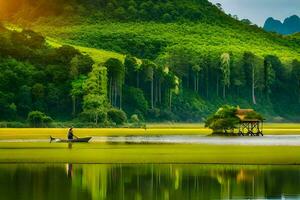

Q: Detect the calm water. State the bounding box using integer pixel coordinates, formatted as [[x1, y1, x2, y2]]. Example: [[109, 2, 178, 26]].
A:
[[0, 164, 299, 200], [2, 135, 300, 146]]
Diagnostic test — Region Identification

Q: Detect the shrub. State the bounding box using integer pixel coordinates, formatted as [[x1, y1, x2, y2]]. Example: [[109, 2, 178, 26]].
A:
[[79, 109, 107, 124], [0, 122, 28, 128], [205, 105, 240, 134], [107, 109, 127, 125], [130, 114, 140, 123], [27, 111, 53, 127]]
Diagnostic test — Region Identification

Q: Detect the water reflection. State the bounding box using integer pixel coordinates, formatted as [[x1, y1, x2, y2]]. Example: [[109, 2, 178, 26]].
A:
[[0, 164, 299, 200], [66, 163, 73, 178]]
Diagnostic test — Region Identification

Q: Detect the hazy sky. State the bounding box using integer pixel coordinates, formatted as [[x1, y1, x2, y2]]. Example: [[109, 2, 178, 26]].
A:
[[209, 0, 300, 26]]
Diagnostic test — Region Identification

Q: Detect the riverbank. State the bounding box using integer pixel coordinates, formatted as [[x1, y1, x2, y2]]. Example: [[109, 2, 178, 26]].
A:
[[0, 124, 299, 164], [0, 123, 300, 140]]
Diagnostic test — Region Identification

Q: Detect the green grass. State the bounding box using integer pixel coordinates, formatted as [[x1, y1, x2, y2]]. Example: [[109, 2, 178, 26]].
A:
[[0, 124, 298, 140], [46, 37, 125, 64], [0, 124, 299, 164], [0, 123, 300, 140], [0, 128, 208, 140], [0, 142, 299, 164]]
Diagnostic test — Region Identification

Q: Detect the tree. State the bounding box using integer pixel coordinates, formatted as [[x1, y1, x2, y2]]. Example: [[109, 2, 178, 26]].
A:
[[107, 108, 127, 125], [124, 55, 139, 87], [241, 19, 252, 25], [141, 59, 156, 109], [32, 83, 45, 100], [21, 29, 46, 49], [127, 6, 137, 19], [71, 76, 87, 117], [17, 85, 32, 117], [70, 55, 93, 77], [113, 7, 126, 20], [205, 105, 240, 134], [55, 45, 80, 64], [27, 111, 53, 128], [215, 3, 223, 11], [123, 86, 148, 115], [263, 56, 276, 100], [167, 47, 191, 89], [242, 52, 261, 105], [82, 64, 108, 124], [164, 72, 179, 110], [220, 53, 231, 99], [291, 59, 300, 103], [105, 58, 125, 109], [192, 64, 201, 92]]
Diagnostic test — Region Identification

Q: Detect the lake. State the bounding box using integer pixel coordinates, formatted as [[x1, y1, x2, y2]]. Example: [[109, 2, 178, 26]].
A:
[[0, 164, 299, 200]]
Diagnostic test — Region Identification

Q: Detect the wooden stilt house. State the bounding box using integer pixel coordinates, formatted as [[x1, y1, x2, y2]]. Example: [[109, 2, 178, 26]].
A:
[[236, 109, 264, 136]]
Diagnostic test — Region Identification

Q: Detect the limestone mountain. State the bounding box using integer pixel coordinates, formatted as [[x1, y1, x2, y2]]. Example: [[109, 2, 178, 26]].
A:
[[264, 15, 300, 35]]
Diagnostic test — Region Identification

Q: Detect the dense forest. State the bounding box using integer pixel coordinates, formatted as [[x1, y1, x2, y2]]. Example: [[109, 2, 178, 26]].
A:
[[1, 0, 233, 23], [0, 0, 300, 126]]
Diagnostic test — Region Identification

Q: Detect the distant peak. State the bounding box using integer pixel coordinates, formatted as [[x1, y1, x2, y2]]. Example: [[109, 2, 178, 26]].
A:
[[264, 15, 300, 35], [289, 15, 300, 19], [266, 17, 275, 21]]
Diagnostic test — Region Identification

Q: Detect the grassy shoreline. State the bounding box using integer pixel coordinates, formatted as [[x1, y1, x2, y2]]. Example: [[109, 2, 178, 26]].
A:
[[0, 143, 299, 164], [0, 123, 299, 164], [0, 123, 300, 140]]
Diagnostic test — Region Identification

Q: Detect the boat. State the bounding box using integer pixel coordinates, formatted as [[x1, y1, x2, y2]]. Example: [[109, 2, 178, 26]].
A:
[[50, 136, 92, 143]]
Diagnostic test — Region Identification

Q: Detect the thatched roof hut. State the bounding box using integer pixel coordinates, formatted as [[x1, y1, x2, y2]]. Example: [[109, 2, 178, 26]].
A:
[[235, 108, 263, 122], [236, 108, 264, 136]]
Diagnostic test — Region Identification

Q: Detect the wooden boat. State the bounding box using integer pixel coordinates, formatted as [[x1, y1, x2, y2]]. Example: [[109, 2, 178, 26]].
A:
[[50, 136, 92, 143]]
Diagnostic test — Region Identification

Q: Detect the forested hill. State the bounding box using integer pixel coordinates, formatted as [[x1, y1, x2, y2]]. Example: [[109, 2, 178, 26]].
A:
[[1, 0, 233, 23], [0, 0, 300, 124]]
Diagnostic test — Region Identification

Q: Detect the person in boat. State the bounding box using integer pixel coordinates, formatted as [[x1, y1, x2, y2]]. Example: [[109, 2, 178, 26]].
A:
[[67, 127, 77, 140]]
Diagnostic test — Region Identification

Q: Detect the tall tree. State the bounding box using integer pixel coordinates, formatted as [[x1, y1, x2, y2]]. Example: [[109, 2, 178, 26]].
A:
[[220, 53, 231, 99], [192, 64, 201, 93], [263, 56, 275, 101], [105, 58, 125, 109], [82, 64, 108, 124], [242, 52, 261, 105], [291, 59, 300, 103], [141, 59, 156, 109], [71, 76, 87, 117], [124, 55, 140, 87]]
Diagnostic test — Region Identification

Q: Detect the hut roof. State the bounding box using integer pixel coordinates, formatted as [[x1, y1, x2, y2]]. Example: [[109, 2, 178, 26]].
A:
[[236, 109, 261, 122]]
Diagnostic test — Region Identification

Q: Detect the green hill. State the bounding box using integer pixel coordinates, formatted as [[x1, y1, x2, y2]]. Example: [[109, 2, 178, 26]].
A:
[[4, 0, 300, 62], [1, 0, 300, 123], [32, 20, 300, 62]]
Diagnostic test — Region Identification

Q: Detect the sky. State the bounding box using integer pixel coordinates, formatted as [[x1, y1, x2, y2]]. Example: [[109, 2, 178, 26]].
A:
[[209, 0, 300, 26]]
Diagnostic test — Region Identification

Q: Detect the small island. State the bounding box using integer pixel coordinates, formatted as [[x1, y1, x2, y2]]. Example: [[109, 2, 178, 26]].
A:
[[205, 105, 264, 136]]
